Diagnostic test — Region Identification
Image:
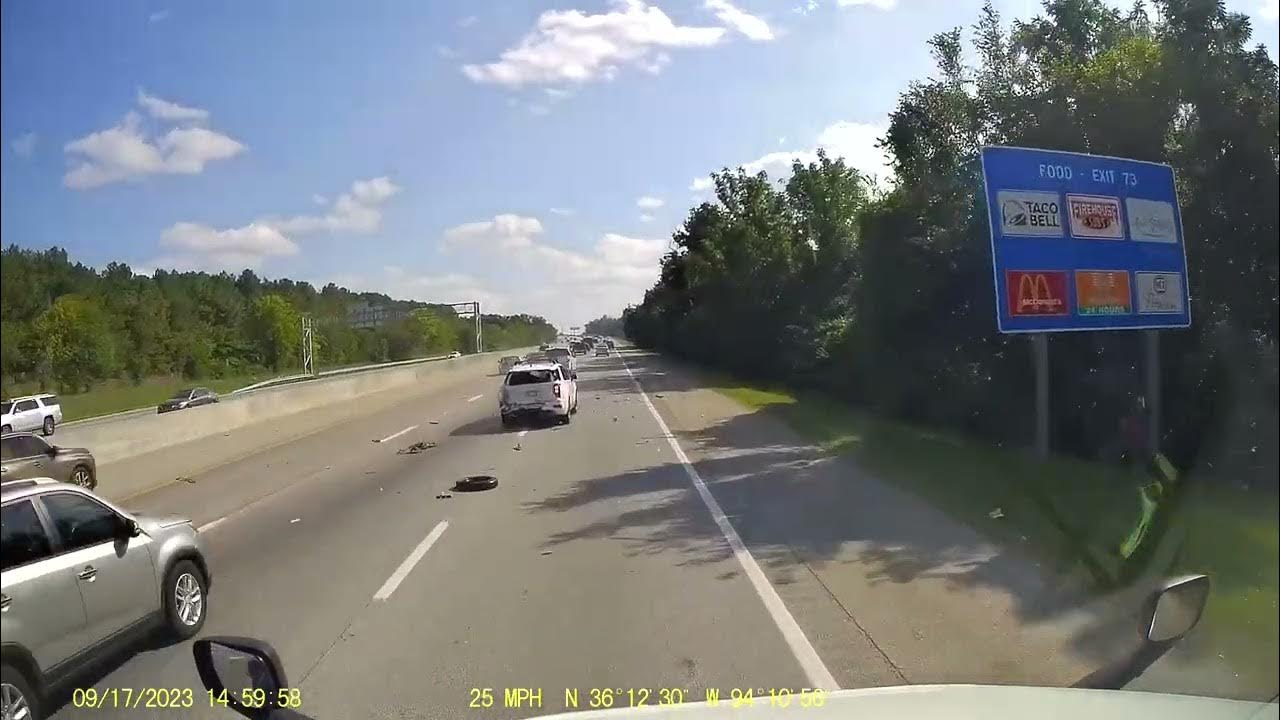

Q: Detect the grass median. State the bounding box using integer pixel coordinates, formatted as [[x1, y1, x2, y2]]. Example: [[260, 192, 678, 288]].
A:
[[711, 380, 1278, 689], [5, 373, 276, 422]]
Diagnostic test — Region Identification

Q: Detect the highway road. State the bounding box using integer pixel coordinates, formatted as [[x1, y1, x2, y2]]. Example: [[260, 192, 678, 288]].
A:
[[44, 347, 1202, 719]]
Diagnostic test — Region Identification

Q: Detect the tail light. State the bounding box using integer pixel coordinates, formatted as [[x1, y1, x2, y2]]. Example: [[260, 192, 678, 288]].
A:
[[553, 383, 562, 398]]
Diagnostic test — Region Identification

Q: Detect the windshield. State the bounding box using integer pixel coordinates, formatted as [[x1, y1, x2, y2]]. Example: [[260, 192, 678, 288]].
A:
[[2, 0, 1275, 716]]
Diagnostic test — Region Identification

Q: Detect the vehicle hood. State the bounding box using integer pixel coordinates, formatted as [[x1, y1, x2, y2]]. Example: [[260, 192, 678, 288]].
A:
[[134, 513, 193, 532], [533, 685, 1277, 720]]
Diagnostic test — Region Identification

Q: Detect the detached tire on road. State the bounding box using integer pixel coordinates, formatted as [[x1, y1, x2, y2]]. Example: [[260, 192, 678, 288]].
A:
[[42, 417, 54, 436], [162, 560, 207, 640], [1, 662, 41, 720]]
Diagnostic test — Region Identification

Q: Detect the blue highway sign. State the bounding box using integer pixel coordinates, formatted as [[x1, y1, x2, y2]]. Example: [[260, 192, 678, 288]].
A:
[[980, 146, 1191, 334]]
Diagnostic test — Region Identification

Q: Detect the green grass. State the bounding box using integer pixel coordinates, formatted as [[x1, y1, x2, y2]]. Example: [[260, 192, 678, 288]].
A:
[[5, 372, 277, 422], [712, 379, 1279, 687]]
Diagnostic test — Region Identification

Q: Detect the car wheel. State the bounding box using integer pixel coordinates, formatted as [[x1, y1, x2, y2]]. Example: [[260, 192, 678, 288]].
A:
[[70, 464, 95, 489], [41, 417, 54, 436], [163, 560, 207, 640], [500, 414, 515, 429], [1, 425, 10, 434], [1, 663, 40, 720]]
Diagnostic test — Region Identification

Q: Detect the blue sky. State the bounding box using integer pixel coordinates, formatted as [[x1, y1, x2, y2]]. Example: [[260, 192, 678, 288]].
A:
[[3, 0, 1276, 329]]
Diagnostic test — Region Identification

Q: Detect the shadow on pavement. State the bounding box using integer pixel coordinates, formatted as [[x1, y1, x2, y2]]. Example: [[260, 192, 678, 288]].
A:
[[43, 631, 188, 717], [520, 349, 1219, 691]]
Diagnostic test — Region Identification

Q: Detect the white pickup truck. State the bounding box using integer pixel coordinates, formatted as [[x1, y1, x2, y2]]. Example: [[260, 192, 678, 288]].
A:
[[499, 362, 578, 427]]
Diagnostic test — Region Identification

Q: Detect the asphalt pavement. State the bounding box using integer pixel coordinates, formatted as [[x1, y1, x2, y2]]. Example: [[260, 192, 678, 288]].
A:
[[44, 347, 1203, 720]]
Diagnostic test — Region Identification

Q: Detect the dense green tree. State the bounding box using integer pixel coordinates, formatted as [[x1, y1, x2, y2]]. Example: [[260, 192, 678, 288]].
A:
[[33, 295, 118, 392], [627, 0, 1278, 475]]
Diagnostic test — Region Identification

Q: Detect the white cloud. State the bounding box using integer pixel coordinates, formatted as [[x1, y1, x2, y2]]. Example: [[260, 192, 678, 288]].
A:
[[148, 10, 170, 23], [443, 214, 544, 250], [705, 0, 774, 41], [64, 111, 245, 189], [457, 15, 479, 28], [461, 0, 726, 87], [64, 91, 241, 189], [837, 0, 897, 9], [690, 120, 891, 191], [311, 193, 327, 205], [147, 176, 400, 273], [136, 89, 209, 121], [271, 177, 401, 235], [636, 195, 665, 209], [544, 87, 574, 101], [154, 221, 298, 271], [793, 0, 819, 15], [11, 132, 37, 158], [440, 214, 666, 326], [639, 213, 656, 222], [549, 207, 575, 216]]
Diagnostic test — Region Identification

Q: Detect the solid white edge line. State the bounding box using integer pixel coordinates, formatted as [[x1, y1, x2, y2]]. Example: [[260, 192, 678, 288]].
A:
[[618, 353, 840, 691], [466, 394, 484, 403], [373, 520, 449, 601], [377, 424, 418, 444]]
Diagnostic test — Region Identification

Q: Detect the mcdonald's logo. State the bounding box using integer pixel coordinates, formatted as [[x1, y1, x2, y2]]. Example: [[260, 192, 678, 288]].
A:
[[1006, 270, 1069, 317]]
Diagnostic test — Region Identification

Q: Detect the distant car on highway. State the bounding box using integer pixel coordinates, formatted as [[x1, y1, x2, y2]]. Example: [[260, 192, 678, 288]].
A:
[[544, 347, 577, 377], [605, 339, 615, 349], [498, 355, 524, 374], [594, 344, 609, 357], [1, 432, 96, 489], [499, 362, 578, 427], [1, 394, 62, 436], [569, 341, 588, 356], [0, 478, 210, 720], [157, 387, 219, 414]]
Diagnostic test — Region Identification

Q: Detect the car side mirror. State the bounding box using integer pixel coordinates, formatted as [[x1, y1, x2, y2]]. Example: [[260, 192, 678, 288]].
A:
[[194, 637, 293, 718], [116, 516, 142, 539], [1073, 574, 1210, 689], [1146, 573, 1210, 642]]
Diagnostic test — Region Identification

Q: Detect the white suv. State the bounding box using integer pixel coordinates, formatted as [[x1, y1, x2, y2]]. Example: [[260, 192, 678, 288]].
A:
[[1, 395, 63, 436], [499, 362, 578, 427]]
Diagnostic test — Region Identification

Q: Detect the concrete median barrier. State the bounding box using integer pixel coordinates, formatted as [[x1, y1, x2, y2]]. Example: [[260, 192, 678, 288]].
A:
[[55, 350, 523, 467]]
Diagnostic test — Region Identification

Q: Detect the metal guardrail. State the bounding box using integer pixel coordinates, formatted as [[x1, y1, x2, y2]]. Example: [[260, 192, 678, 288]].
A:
[[61, 352, 462, 428]]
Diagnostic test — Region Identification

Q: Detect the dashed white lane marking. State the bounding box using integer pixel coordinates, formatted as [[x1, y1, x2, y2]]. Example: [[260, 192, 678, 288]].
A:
[[466, 394, 484, 403], [373, 520, 449, 601], [617, 353, 840, 691], [376, 425, 418, 444]]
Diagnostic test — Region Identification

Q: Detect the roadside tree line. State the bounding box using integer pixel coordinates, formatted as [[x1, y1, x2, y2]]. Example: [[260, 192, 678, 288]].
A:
[[624, 0, 1278, 479], [0, 247, 557, 394]]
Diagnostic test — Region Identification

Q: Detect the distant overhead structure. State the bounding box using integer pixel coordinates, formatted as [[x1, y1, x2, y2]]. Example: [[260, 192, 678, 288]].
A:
[[447, 301, 483, 353]]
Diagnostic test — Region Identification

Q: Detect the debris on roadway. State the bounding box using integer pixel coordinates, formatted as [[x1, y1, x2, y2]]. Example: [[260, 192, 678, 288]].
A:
[[988, 507, 1005, 520], [398, 441, 437, 455], [176, 476, 195, 484]]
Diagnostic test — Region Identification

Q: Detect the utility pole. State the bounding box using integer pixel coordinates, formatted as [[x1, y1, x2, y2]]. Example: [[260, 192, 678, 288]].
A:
[[475, 301, 483, 353], [302, 316, 315, 375]]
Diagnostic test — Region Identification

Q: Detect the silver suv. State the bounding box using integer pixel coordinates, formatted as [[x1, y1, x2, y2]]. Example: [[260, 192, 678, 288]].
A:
[[1, 478, 211, 720]]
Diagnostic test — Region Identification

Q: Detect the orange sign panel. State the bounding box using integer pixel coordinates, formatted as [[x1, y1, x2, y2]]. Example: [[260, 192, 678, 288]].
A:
[[1075, 270, 1131, 315]]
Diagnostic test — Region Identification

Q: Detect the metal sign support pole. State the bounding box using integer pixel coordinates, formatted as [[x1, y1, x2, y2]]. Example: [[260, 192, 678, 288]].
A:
[[475, 302, 482, 354], [1033, 333, 1050, 460], [1144, 330, 1161, 455], [302, 316, 315, 376]]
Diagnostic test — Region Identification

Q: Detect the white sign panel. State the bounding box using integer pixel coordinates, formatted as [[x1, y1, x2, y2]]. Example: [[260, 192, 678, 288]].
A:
[[997, 190, 1064, 237], [1126, 198, 1178, 243], [1067, 194, 1125, 239], [1135, 272, 1185, 314]]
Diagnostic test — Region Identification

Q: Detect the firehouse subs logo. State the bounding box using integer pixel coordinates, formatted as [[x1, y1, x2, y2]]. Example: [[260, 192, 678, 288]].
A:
[[1006, 271, 1069, 317], [1066, 194, 1124, 239]]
